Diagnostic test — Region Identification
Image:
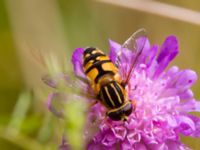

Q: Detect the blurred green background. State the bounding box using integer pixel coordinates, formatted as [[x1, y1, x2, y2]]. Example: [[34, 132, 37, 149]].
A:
[[0, 0, 200, 149]]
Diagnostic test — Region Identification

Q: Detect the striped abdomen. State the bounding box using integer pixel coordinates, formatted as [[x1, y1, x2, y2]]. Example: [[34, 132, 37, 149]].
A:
[[99, 81, 125, 109], [83, 47, 118, 90]]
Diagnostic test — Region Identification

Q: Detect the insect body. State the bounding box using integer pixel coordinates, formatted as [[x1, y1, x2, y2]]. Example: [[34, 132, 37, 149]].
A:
[[83, 29, 147, 121], [83, 47, 133, 121]]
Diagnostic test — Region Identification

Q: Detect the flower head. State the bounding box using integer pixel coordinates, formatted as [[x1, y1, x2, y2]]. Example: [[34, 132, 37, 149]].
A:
[[71, 35, 200, 149]]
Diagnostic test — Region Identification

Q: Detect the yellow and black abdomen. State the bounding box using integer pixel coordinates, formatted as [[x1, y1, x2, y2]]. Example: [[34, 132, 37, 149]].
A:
[[83, 47, 133, 121], [83, 47, 118, 91], [99, 81, 125, 109]]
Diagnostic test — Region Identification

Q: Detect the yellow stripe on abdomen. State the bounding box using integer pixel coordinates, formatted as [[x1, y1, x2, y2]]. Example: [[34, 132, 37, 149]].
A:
[[111, 83, 122, 104], [104, 86, 115, 107]]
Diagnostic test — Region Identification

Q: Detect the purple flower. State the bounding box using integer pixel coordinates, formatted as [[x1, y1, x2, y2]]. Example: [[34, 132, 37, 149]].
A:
[[71, 35, 200, 150]]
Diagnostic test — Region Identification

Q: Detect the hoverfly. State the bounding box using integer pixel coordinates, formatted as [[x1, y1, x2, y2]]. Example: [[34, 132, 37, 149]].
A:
[[82, 28, 147, 121]]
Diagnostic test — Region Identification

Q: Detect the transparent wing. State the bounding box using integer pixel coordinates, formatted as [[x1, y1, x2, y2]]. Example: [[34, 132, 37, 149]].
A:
[[115, 28, 147, 85]]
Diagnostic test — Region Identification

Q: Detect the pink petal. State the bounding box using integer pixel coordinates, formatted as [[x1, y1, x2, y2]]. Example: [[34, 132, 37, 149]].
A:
[[71, 48, 86, 79]]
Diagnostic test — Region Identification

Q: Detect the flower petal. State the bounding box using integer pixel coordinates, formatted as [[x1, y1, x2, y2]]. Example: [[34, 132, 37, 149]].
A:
[[136, 36, 150, 53], [109, 39, 121, 63], [101, 131, 116, 147], [42, 73, 72, 89], [148, 143, 168, 150], [136, 36, 151, 64], [175, 115, 195, 136], [157, 36, 178, 63], [175, 70, 197, 90], [146, 45, 158, 68], [42, 74, 58, 88], [71, 48, 86, 78], [154, 36, 178, 77], [178, 99, 200, 113], [121, 140, 132, 150], [187, 115, 200, 137], [165, 140, 191, 150], [112, 126, 127, 140], [134, 142, 148, 150], [179, 89, 194, 100], [47, 92, 66, 118], [127, 131, 141, 145], [87, 141, 107, 150]]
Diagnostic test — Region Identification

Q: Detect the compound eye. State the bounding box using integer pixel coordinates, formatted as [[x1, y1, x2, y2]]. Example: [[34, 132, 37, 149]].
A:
[[84, 47, 96, 56], [107, 111, 121, 121]]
